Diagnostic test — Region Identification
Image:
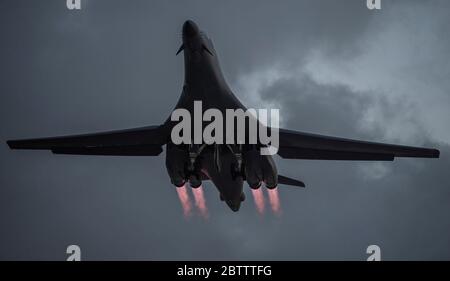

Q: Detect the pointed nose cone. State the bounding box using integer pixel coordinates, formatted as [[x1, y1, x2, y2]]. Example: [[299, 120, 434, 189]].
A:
[[183, 20, 199, 37], [226, 200, 241, 212]]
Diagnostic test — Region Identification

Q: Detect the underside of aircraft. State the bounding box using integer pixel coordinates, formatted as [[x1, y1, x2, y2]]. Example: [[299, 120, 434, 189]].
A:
[[6, 20, 439, 212]]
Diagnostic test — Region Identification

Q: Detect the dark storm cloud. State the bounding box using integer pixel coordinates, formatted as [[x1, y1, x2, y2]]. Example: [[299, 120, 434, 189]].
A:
[[1, 0, 449, 260]]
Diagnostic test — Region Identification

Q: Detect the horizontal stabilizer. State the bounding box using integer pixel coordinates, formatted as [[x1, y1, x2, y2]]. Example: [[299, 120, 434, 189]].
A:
[[278, 174, 305, 188]]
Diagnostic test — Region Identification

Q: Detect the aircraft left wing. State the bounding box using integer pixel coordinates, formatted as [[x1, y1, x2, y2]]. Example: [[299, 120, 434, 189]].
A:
[[277, 128, 440, 160], [7, 125, 169, 156]]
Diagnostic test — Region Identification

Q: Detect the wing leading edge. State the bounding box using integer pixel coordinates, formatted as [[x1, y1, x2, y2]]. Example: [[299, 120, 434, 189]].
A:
[[277, 128, 440, 160]]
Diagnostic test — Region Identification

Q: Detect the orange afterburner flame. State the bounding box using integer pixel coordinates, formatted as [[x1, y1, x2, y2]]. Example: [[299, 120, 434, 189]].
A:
[[175, 184, 193, 218], [267, 187, 281, 215], [192, 185, 209, 219], [251, 188, 265, 215]]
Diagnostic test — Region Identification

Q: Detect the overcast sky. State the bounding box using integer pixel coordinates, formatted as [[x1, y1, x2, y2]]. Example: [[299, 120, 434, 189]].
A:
[[1, 0, 449, 260]]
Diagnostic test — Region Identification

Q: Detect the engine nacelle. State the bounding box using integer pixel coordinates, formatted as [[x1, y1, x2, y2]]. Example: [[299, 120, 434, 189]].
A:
[[188, 174, 202, 188], [166, 143, 204, 188], [165, 143, 188, 187], [244, 149, 278, 189], [244, 149, 262, 189]]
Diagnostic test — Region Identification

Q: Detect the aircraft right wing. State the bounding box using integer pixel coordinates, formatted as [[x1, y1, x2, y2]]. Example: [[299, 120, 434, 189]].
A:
[[277, 128, 440, 161], [7, 125, 170, 156]]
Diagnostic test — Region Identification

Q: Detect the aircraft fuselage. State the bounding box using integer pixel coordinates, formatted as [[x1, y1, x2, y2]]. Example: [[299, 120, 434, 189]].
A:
[[165, 20, 275, 211]]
